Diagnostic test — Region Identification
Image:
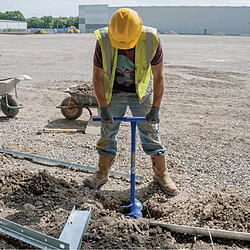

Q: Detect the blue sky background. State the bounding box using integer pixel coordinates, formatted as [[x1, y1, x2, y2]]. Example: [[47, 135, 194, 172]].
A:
[[1, 0, 250, 17]]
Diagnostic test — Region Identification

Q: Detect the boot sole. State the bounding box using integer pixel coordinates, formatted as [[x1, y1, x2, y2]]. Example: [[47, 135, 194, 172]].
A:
[[153, 176, 178, 196]]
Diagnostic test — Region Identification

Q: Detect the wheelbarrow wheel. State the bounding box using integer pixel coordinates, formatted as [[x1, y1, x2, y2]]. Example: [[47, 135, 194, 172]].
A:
[[60, 97, 82, 120], [1, 94, 19, 117]]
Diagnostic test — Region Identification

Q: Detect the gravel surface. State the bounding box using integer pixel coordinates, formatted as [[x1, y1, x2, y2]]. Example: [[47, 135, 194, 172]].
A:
[[0, 33, 249, 249]]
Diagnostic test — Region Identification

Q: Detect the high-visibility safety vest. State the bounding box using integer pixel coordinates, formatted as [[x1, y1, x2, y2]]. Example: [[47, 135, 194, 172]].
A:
[[94, 26, 159, 104]]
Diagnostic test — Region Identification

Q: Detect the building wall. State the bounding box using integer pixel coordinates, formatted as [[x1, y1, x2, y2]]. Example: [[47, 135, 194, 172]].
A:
[[0, 20, 27, 30], [79, 5, 250, 35], [79, 4, 108, 33]]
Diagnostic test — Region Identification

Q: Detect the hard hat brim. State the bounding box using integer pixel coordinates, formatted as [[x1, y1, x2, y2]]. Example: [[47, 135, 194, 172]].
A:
[[108, 28, 142, 50]]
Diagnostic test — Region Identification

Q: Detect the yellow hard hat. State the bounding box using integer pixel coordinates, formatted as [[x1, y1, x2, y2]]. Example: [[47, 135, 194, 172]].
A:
[[108, 8, 143, 50]]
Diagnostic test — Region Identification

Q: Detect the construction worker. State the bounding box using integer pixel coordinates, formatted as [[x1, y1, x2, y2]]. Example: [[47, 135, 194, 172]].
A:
[[83, 8, 178, 196]]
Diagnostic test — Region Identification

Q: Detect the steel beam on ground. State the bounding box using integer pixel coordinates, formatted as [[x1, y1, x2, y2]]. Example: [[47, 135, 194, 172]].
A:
[[0, 148, 144, 181], [0, 207, 91, 249]]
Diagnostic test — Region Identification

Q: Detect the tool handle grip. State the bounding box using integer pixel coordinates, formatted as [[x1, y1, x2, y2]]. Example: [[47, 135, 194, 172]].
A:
[[93, 117, 147, 122], [42, 128, 84, 133]]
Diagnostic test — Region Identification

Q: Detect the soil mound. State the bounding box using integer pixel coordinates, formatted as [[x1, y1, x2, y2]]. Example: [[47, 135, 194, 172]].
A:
[[69, 81, 95, 97], [0, 169, 249, 249], [146, 192, 249, 232]]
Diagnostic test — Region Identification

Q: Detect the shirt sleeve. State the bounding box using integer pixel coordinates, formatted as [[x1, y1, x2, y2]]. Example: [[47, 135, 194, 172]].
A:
[[93, 40, 103, 68], [151, 36, 163, 65]]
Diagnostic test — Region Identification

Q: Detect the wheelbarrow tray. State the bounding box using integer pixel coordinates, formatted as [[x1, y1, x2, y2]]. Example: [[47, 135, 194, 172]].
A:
[[0, 75, 32, 95], [0, 78, 20, 95], [64, 88, 98, 108]]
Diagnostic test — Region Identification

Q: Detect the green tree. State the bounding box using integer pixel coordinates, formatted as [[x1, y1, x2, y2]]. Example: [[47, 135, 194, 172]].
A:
[[74, 17, 79, 28], [0, 10, 79, 29], [0, 10, 26, 21], [66, 17, 76, 27], [0, 12, 5, 19], [53, 17, 67, 28], [41, 15, 53, 29], [27, 17, 44, 28]]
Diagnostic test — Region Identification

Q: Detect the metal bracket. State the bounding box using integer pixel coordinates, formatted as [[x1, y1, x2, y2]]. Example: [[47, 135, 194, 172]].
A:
[[0, 148, 144, 182], [59, 207, 91, 249], [0, 207, 91, 249]]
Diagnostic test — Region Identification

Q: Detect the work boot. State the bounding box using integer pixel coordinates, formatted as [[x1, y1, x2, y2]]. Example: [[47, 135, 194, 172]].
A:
[[83, 155, 115, 189], [151, 155, 178, 196]]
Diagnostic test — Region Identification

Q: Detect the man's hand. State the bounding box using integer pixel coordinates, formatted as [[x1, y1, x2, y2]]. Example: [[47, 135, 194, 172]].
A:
[[99, 107, 114, 124], [146, 107, 160, 124]]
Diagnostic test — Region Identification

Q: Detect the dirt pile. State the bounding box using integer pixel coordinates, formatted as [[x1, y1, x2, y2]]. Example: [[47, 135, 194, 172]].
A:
[[0, 169, 175, 249], [69, 81, 95, 97], [146, 192, 249, 232], [0, 167, 249, 249], [83, 212, 176, 249]]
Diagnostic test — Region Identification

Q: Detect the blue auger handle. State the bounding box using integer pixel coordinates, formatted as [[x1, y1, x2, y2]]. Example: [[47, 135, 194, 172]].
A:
[[93, 116, 146, 218], [93, 117, 147, 122]]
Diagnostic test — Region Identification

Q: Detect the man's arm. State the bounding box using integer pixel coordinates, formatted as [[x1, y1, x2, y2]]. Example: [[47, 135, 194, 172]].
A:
[[92, 64, 108, 108], [151, 61, 165, 108]]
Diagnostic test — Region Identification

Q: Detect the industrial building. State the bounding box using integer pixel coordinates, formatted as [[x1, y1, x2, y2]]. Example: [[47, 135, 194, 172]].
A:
[[0, 20, 27, 31], [79, 5, 250, 35]]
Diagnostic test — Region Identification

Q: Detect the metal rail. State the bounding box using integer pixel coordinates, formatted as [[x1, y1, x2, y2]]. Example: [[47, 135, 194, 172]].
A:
[[0, 207, 91, 249], [0, 148, 144, 181], [0, 217, 69, 249]]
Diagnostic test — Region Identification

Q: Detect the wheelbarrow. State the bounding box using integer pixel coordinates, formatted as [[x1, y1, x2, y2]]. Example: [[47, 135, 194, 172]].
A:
[[0, 75, 32, 117], [93, 116, 147, 219], [57, 88, 98, 120]]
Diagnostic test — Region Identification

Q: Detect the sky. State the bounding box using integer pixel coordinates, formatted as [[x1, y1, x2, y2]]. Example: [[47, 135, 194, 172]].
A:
[[1, 0, 250, 18]]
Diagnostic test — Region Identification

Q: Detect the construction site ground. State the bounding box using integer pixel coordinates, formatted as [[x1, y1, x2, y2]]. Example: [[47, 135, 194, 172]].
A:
[[0, 33, 249, 249]]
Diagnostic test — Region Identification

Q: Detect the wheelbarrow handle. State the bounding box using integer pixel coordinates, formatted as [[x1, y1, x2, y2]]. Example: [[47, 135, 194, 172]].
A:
[[93, 117, 147, 122]]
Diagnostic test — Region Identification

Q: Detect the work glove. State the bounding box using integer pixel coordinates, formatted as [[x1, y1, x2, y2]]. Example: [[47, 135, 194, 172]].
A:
[[99, 107, 114, 125], [146, 107, 160, 124]]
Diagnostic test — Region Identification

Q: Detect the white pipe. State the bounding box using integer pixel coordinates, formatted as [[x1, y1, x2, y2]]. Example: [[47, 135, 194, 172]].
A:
[[150, 221, 250, 241]]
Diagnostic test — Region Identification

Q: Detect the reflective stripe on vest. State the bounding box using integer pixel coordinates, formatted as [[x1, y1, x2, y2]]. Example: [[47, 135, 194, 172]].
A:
[[146, 27, 154, 70], [99, 28, 111, 82], [135, 26, 158, 102], [94, 28, 117, 102], [94, 26, 158, 104]]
